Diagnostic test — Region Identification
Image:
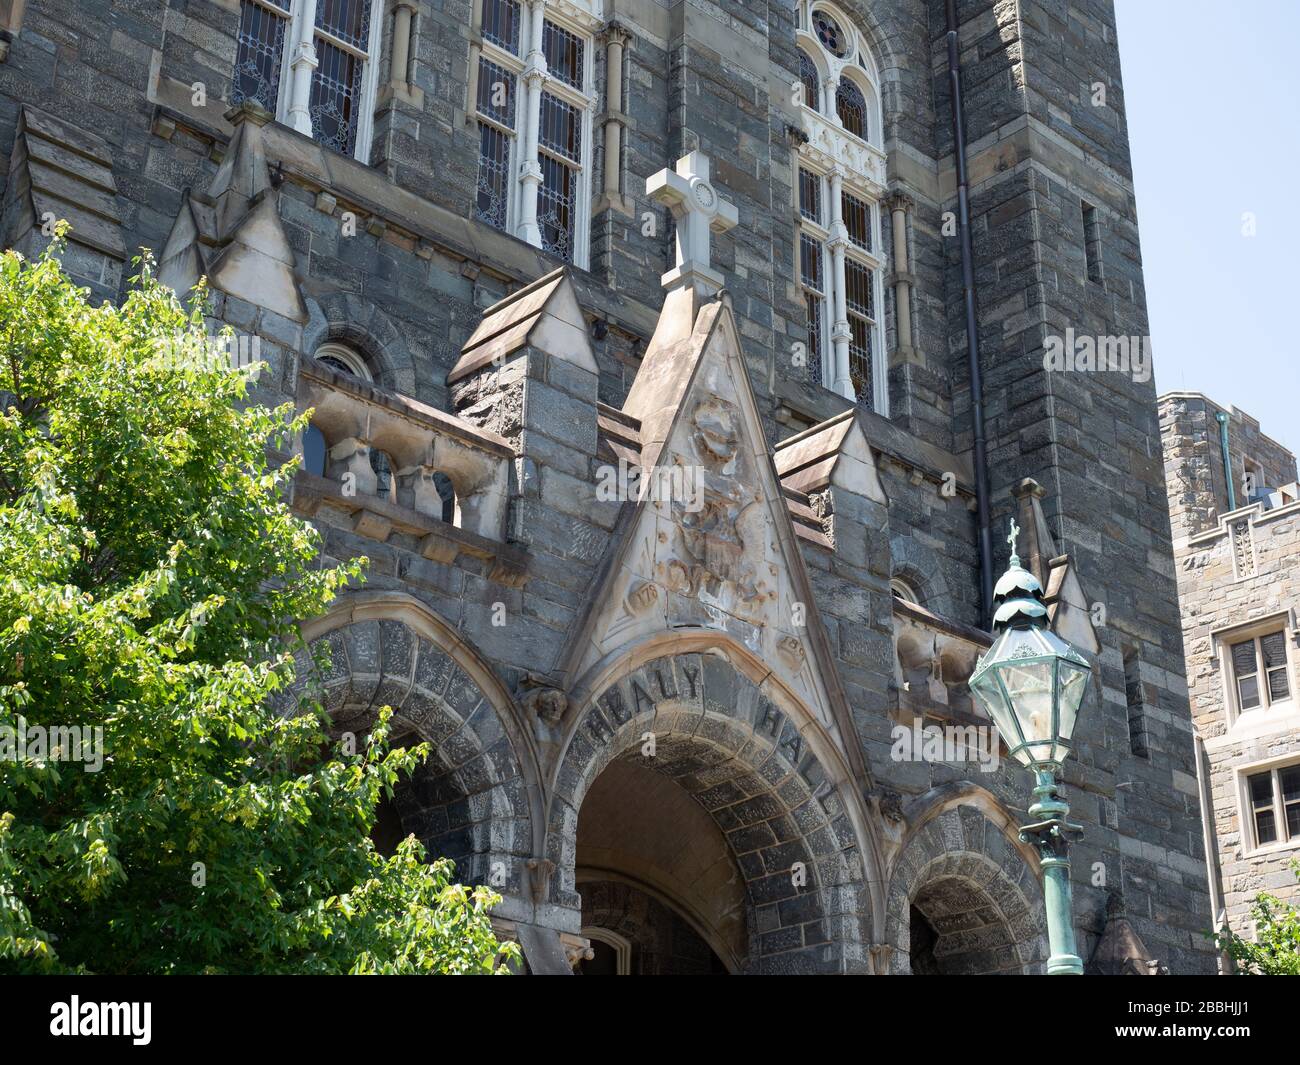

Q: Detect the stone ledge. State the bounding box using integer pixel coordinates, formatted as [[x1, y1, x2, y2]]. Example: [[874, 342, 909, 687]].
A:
[[292, 471, 529, 587]]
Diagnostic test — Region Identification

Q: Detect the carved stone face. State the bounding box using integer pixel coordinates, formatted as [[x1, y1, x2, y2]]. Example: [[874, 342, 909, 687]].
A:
[[691, 398, 738, 468]]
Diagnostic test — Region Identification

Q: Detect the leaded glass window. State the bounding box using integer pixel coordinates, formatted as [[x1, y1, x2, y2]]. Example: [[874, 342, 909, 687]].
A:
[[799, 168, 822, 223], [543, 19, 585, 90], [232, 0, 289, 112], [798, 48, 819, 109], [836, 75, 867, 139], [842, 190, 871, 251], [231, 0, 378, 159], [482, 0, 521, 54], [846, 257, 875, 403], [473, 3, 593, 266], [800, 233, 826, 385]]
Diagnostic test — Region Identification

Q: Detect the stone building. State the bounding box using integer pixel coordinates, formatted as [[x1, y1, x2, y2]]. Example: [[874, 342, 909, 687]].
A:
[[1160, 393, 1300, 953], [0, 0, 1214, 973]]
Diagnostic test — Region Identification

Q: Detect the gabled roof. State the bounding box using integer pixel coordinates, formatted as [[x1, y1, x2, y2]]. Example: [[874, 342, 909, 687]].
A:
[[554, 292, 873, 789], [2, 105, 126, 261], [447, 267, 596, 384]]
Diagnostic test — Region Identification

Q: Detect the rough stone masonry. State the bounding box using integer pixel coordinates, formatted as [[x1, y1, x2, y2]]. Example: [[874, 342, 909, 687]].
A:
[[0, 0, 1215, 974]]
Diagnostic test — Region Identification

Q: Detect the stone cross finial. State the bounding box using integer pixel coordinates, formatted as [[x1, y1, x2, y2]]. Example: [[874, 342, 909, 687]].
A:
[[646, 151, 739, 296], [1008, 518, 1021, 565]]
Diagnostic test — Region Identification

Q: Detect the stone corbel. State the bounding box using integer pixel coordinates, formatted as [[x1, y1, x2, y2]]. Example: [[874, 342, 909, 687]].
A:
[[519, 672, 569, 725], [526, 856, 556, 903], [327, 437, 377, 496], [868, 942, 895, 975], [561, 932, 594, 970]]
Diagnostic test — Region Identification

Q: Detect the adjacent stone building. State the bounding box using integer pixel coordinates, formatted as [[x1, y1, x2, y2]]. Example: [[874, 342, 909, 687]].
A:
[[1160, 393, 1300, 954], [0, 0, 1215, 973]]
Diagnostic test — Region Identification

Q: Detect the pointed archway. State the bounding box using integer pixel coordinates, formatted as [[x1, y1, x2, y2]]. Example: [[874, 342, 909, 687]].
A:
[[545, 643, 880, 974]]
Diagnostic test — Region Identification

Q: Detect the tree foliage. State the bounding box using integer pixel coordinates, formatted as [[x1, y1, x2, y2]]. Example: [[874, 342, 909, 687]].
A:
[[1213, 861, 1300, 975], [0, 236, 517, 973]]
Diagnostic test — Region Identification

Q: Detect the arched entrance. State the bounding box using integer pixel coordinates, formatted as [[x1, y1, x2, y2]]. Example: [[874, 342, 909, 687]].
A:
[[887, 801, 1048, 974], [293, 594, 543, 901], [548, 647, 878, 974]]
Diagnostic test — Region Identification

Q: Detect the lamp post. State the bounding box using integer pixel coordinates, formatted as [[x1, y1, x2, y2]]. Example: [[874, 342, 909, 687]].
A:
[[969, 520, 1094, 975]]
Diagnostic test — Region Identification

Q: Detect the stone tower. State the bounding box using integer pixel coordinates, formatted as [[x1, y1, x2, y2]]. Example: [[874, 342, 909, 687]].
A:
[[0, 0, 1213, 973]]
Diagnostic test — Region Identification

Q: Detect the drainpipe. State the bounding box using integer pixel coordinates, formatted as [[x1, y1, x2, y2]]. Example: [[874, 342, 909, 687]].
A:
[[1193, 730, 1233, 974], [1215, 410, 1236, 511], [945, 0, 994, 626]]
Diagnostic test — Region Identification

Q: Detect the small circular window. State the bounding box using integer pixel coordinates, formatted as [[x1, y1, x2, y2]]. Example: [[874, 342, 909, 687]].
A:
[[813, 10, 847, 57]]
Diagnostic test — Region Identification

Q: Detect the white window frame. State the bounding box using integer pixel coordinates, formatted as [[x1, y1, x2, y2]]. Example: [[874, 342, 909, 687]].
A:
[[473, 0, 596, 269], [793, 0, 889, 415], [235, 0, 383, 161], [795, 162, 887, 412], [1236, 756, 1300, 856]]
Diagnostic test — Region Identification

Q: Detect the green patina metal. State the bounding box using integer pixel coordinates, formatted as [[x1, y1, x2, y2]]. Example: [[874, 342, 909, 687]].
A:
[[969, 520, 1093, 976]]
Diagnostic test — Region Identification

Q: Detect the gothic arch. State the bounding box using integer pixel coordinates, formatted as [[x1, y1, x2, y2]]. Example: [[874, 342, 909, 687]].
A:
[[886, 795, 1048, 975], [546, 633, 884, 974], [824, 0, 909, 142], [304, 293, 417, 395], [293, 591, 544, 900]]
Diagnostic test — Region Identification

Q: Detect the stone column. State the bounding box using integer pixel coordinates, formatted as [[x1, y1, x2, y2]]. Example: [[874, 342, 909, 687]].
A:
[[389, 2, 423, 100], [890, 192, 916, 363], [516, 0, 547, 248], [596, 22, 632, 215], [285, 0, 320, 137], [827, 168, 853, 400], [466, 0, 482, 124]]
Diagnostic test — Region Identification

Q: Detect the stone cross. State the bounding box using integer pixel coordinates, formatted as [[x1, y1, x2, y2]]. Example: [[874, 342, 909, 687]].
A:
[[646, 151, 738, 296]]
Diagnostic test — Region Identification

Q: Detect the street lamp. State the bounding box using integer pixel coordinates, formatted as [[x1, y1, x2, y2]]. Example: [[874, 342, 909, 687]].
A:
[[969, 520, 1094, 975]]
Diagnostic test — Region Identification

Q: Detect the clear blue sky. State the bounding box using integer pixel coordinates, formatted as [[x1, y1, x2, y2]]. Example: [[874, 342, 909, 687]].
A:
[[1115, 0, 1298, 455]]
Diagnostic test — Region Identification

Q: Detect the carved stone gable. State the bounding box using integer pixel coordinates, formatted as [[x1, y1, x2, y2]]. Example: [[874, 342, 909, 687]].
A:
[[563, 296, 855, 752]]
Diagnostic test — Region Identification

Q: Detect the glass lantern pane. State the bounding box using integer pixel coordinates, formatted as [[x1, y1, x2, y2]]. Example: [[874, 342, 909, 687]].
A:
[[998, 662, 1056, 740], [971, 673, 1026, 765], [1056, 660, 1091, 748]]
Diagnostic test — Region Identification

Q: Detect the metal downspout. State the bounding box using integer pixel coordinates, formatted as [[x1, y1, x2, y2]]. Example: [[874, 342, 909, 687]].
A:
[[945, 0, 994, 626]]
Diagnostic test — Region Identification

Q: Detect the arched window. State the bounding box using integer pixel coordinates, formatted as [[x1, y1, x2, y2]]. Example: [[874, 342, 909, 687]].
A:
[[315, 341, 373, 382], [370, 448, 396, 502], [794, 2, 887, 417], [472, 0, 596, 268], [890, 577, 919, 604], [836, 76, 867, 140], [798, 48, 820, 110], [303, 423, 327, 477]]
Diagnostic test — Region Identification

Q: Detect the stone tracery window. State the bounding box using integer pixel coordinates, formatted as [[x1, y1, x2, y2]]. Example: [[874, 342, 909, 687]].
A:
[[793, 1, 887, 415], [231, 0, 381, 159], [472, 0, 596, 268]]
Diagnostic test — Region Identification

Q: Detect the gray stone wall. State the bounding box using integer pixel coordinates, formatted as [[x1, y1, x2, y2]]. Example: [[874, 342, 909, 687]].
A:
[[0, 0, 1216, 973]]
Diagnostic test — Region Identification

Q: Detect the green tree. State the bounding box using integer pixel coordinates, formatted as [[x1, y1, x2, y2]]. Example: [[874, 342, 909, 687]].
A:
[[1213, 861, 1300, 975], [0, 236, 517, 974]]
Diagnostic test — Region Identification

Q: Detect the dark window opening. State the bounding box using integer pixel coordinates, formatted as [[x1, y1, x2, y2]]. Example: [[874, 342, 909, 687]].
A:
[[1123, 646, 1149, 758], [303, 423, 327, 478], [1082, 200, 1103, 283]]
